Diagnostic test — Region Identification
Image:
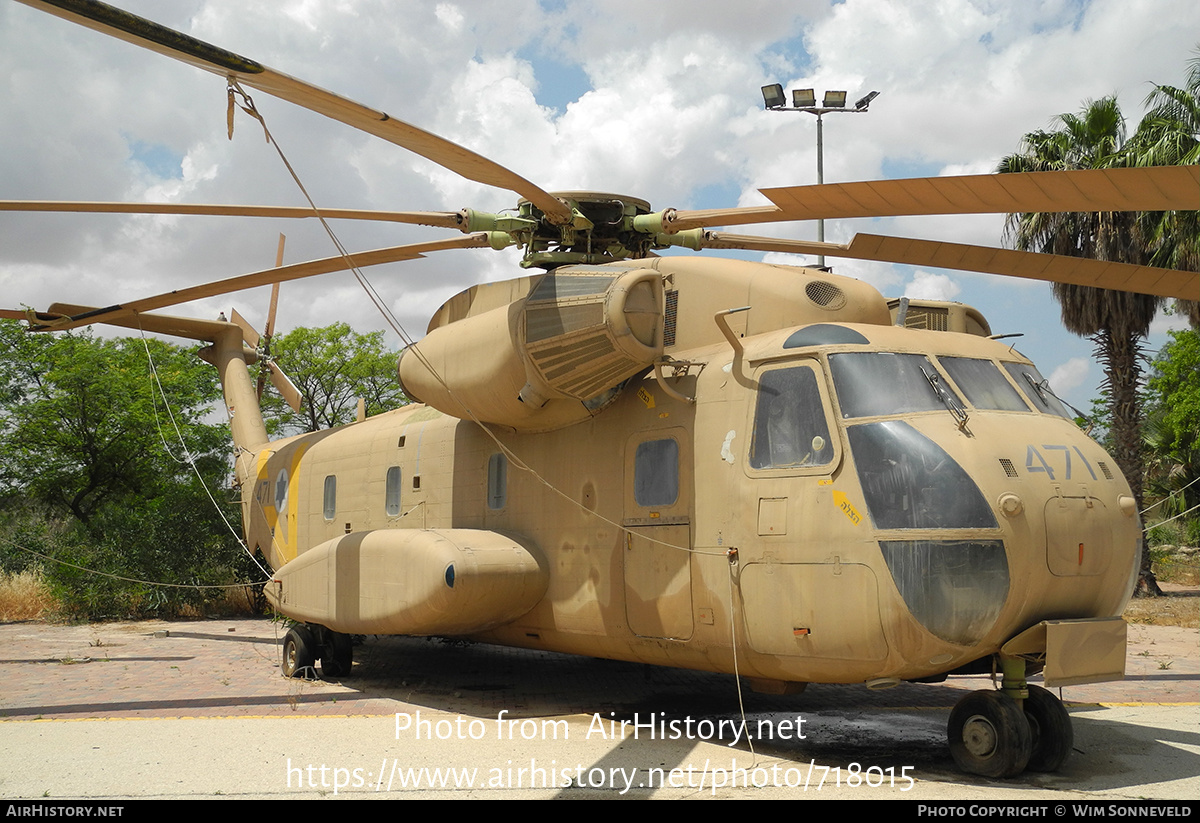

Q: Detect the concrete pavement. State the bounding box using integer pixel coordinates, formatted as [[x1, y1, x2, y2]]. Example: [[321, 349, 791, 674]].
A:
[[0, 617, 1196, 799]]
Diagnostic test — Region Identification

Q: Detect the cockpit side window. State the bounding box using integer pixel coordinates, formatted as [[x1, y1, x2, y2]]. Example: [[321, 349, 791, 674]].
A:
[[749, 366, 835, 470]]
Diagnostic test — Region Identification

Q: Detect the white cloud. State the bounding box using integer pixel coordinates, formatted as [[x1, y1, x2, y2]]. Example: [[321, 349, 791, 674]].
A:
[[434, 3, 464, 32], [1047, 357, 1091, 398], [903, 271, 962, 301]]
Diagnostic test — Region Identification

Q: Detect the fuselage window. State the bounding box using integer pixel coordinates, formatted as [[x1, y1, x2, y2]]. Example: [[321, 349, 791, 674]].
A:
[[750, 366, 834, 469], [634, 438, 679, 507], [385, 466, 402, 517], [487, 452, 507, 510], [323, 475, 337, 521]]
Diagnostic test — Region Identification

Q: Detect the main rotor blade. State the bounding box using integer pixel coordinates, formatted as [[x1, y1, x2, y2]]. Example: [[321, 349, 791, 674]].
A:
[[26, 233, 494, 332], [13, 303, 239, 341], [0, 200, 466, 229], [668, 166, 1200, 231], [18, 0, 572, 224], [700, 232, 1199, 300]]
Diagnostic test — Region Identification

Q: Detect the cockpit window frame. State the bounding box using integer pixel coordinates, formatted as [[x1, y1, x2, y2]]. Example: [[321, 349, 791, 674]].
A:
[[828, 351, 966, 420], [1001, 361, 1074, 419], [936, 356, 1032, 413], [745, 359, 842, 477]]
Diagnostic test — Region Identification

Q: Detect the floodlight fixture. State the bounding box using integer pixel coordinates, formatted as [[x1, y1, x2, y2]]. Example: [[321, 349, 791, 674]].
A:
[[792, 88, 817, 108], [761, 84, 786, 109], [855, 90, 880, 110], [759, 84, 881, 267], [822, 90, 847, 108]]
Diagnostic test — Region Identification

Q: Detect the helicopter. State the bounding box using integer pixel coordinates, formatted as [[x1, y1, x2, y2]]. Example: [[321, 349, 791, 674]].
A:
[[3, 0, 1199, 781]]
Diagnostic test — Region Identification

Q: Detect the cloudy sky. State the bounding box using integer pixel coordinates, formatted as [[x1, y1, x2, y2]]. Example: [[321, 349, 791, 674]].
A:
[[1, 0, 1197, 412]]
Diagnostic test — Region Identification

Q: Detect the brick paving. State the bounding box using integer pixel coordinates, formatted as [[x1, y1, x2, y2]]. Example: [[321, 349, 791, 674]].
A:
[[0, 617, 1194, 724]]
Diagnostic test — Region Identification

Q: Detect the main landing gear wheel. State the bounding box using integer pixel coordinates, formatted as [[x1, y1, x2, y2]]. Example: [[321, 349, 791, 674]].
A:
[[1023, 684, 1073, 772], [281, 625, 315, 678], [320, 631, 353, 678], [948, 690, 1032, 778]]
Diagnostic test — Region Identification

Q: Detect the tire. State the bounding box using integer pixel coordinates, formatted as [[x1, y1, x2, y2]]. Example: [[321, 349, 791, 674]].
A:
[[320, 632, 353, 678], [281, 626, 315, 678], [948, 690, 1033, 778], [1024, 684, 1073, 772]]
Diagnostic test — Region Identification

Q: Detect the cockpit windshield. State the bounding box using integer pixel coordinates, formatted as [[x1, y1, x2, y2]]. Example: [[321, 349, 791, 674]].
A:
[[830, 351, 1071, 420], [1001, 362, 1073, 419], [939, 357, 1029, 412], [829, 352, 955, 418]]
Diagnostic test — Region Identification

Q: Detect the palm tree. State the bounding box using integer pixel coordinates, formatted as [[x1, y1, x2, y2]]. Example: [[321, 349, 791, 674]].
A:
[[999, 97, 1165, 595], [1129, 50, 1200, 326]]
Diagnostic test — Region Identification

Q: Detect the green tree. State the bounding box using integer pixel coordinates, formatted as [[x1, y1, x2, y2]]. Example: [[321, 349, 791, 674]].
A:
[[1144, 329, 1200, 545], [0, 320, 252, 618], [998, 96, 1165, 594], [0, 322, 224, 524], [260, 323, 407, 435]]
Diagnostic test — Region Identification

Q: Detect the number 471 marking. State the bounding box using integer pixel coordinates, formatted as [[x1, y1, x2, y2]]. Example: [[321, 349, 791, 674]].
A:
[[1025, 444, 1097, 481]]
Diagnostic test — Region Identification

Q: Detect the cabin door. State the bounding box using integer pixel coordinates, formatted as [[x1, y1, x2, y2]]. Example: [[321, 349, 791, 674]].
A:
[[623, 428, 693, 640]]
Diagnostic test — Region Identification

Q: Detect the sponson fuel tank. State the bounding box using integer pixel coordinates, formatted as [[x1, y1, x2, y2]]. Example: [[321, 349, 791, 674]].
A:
[[265, 528, 548, 636]]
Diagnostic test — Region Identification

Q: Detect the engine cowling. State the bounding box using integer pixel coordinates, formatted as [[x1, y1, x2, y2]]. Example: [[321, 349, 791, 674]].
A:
[[398, 267, 664, 431]]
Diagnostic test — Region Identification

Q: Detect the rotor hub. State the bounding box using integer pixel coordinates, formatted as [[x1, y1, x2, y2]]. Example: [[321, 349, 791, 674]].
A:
[[516, 191, 655, 269]]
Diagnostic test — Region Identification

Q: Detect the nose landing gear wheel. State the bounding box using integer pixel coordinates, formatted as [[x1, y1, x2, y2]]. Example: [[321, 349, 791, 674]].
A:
[[948, 690, 1032, 778], [281, 625, 316, 678], [1023, 684, 1073, 772]]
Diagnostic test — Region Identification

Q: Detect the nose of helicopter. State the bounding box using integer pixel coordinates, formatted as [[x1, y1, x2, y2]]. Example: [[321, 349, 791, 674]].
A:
[[848, 413, 1141, 653]]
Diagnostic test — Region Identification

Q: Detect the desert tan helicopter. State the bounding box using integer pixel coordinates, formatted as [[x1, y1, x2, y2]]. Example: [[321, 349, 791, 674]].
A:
[[5, 0, 1200, 780]]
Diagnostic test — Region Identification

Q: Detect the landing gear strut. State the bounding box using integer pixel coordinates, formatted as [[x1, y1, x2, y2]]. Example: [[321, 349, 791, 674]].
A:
[[947, 656, 1072, 777], [320, 631, 354, 678], [281, 624, 354, 679]]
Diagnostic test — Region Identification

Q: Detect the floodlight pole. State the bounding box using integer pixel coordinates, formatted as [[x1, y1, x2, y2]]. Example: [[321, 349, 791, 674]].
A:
[[761, 87, 879, 268]]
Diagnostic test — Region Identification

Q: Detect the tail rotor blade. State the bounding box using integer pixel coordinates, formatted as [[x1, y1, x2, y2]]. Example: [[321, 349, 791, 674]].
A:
[[268, 362, 303, 413], [229, 308, 261, 348], [254, 235, 287, 401]]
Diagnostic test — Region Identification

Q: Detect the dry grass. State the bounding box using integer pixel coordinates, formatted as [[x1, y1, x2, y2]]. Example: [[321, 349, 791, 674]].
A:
[[174, 585, 263, 619], [0, 571, 264, 622], [210, 583, 267, 618], [0, 570, 56, 622], [1123, 591, 1199, 629], [1120, 555, 1200, 628], [1152, 558, 1199, 586]]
